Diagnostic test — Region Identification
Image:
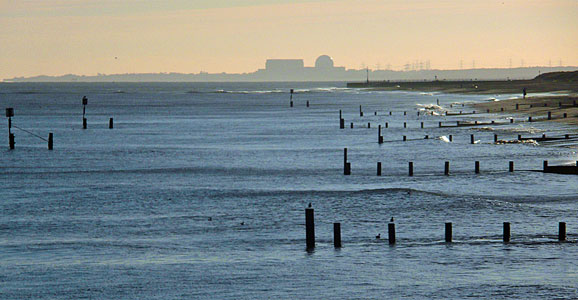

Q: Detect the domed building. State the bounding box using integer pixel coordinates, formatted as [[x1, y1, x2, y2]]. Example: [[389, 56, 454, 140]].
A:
[[315, 55, 334, 70]]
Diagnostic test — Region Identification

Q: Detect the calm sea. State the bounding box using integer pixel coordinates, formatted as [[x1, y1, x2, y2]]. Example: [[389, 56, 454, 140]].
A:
[[1, 82, 577, 299]]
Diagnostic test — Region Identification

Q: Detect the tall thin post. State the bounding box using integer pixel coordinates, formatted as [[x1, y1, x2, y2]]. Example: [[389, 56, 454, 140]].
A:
[[377, 162, 382, 176], [359, 105, 363, 117], [305, 207, 315, 249], [344, 148, 350, 175], [475, 161, 480, 174], [409, 162, 414, 176], [334, 223, 342, 248], [82, 96, 88, 129], [109, 118, 114, 129], [445, 222, 452, 243], [388, 223, 396, 245], [494, 134, 498, 143], [559, 222, 566, 242], [470, 134, 475, 144], [6, 108, 14, 149], [509, 161, 514, 172], [444, 161, 450, 176], [378, 125, 383, 144], [543, 160, 548, 171], [503, 222, 511, 243], [290, 89, 293, 107], [48, 133, 53, 150]]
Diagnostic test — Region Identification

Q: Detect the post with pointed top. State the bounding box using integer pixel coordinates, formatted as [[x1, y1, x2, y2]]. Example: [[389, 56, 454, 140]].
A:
[[558, 222, 566, 242], [334, 223, 342, 248], [48, 133, 53, 150], [388, 223, 396, 245], [305, 206, 315, 249], [445, 222, 452, 243], [503, 222, 511, 243], [82, 96, 88, 129]]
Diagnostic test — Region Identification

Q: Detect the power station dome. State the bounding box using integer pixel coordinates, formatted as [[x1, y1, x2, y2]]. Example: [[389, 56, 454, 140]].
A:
[[315, 55, 334, 69]]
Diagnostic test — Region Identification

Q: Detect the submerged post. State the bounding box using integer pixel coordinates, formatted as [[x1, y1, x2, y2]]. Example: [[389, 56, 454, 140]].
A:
[[290, 89, 294, 107], [509, 161, 514, 172], [494, 134, 498, 143], [403, 135, 407, 142], [470, 134, 475, 144], [445, 222, 452, 243], [109, 118, 114, 129], [305, 206, 315, 249], [475, 161, 480, 174], [48, 133, 53, 150], [404, 122, 407, 128], [6, 108, 14, 149], [368, 122, 371, 128], [421, 122, 424, 128], [385, 122, 388, 128], [543, 160, 548, 171], [548, 111, 552, 120], [409, 162, 414, 176], [503, 222, 511, 243], [377, 162, 382, 176], [350, 122, 353, 129], [334, 223, 342, 248], [359, 105, 363, 117], [559, 222, 566, 242], [388, 223, 396, 245], [449, 135, 453, 142], [444, 161, 450, 176], [378, 125, 383, 144], [306, 100, 310, 108], [343, 148, 350, 175]]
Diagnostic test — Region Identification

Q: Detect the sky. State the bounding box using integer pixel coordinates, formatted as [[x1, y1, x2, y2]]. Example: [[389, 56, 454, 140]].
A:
[[0, 0, 577, 79]]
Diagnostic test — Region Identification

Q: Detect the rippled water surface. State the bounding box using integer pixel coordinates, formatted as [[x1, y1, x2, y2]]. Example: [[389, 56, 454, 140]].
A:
[[1, 82, 577, 299]]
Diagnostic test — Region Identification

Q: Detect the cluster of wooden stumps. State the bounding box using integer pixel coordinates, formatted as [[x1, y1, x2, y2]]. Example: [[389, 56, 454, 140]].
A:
[[6, 96, 115, 150], [305, 206, 569, 249], [289, 89, 310, 108]]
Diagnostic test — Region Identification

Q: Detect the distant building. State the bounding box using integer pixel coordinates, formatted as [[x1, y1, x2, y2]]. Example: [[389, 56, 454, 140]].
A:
[[265, 59, 304, 73], [255, 55, 347, 80]]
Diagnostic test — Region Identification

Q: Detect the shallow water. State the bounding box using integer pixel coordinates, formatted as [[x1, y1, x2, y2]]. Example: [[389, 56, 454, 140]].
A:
[[1, 82, 577, 299]]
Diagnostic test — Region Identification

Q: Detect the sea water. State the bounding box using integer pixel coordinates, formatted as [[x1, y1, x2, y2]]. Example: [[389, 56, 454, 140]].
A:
[[1, 82, 577, 299]]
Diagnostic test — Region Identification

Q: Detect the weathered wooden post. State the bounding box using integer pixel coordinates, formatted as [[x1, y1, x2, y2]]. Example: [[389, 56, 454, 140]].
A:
[[404, 111, 407, 116], [359, 105, 363, 117], [290, 89, 294, 107], [543, 160, 548, 171], [388, 223, 396, 245], [548, 111, 552, 120], [409, 162, 414, 176], [368, 122, 371, 128], [82, 96, 88, 129], [374, 111, 377, 116], [306, 100, 310, 108], [305, 206, 315, 249], [424, 135, 429, 139], [109, 118, 114, 129], [528, 116, 532, 122], [48, 133, 53, 150], [444, 161, 450, 176], [389, 111, 392, 116], [470, 134, 475, 144], [6, 108, 15, 150], [350, 122, 353, 129], [566, 134, 570, 139], [494, 134, 498, 143], [385, 122, 388, 128], [439, 122, 442, 128], [516, 103, 519, 110], [510, 119, 514, 123], [378, 125, 383, 144], [343, 148, 351, 175], [475, 161, 480, 174], [334, 223, 342, 248], [509, 161, 514, 172], [404, 122, 407, 128], [377, 162, 382, 176], [340, 118, 345, 129], [403, 135, 407, 142], [449, 135, 453, 142], [564, 113, 567, 118], [559, 222, 566, 242], [503, 222, 511, 243], [421, 122, 424, 128], [518, 135, 522, 140], [445, 222, 452, 243]]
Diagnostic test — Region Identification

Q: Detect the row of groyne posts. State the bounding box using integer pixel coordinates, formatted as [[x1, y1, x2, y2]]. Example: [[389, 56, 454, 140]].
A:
[[345, 147, 578, 175], [305, 206, 570, 249], [5, 96, 114, 150]]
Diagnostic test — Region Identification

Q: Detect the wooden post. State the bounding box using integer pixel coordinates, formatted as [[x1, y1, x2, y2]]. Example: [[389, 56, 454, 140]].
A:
[[48, 133, 53, 150], [444, 161, 450, 176], [344, 148, 350, 175], [548, 111, 552, 120], [339, 110, 342, 119], [470, 134, 474, 144], [516, 103, 519, 110], [305, 207, 315, 249], [445, 222, 452, 243], [403, 135, 406, 142], [334, 222, 342, 248], [564, 113, 567, 118], [82, 96, 88, 129], [109, 118, 114, 129], [340, 118, 345, 129], [439, 122, 442, 128], [475, 161, 480, 174], [359, 105, 363, 117], [510, 119, 514, 123], [559, 222, 566, 242], [388, 223, 396, 245], [449, 135, 453, 142], [409, 162, 413, 176], [385, 122, 388, 128], [566, 134, 570, 139], [378, 125, 383, 144], [350, 122, 353, 129], [543, 160, 548, 171], [9, 133, 15, 150], [494, 134, 498, 143], [404, 111, 407, 116], [83, 118, 87, 129], [306, 100, 309, 108], [368, 122, 371, 128], [501, 107, 504, 112], [404, 122, 407, 128], [509, 161, 514, 172], [424, 135, 429, 139], [374, 111, 377, 116], [528, 116, 532, 122], [290, 89, 293, 107], [518, 135, 521, 140], [503, 222, 511, 243], [389, 111, 392, 115], [377, 162, 382, 176], [421, 122, 424, 128]]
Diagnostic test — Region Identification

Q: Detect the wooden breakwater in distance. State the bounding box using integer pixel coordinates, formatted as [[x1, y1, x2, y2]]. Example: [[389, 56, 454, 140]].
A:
[[303, 212, 570, 248]]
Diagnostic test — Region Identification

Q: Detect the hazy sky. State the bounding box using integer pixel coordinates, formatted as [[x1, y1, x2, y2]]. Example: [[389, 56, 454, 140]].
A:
[[1, 0, 577, 79]]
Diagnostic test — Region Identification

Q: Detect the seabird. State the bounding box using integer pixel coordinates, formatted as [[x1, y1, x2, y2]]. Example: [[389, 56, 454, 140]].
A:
[[390, 217, 394, 222], [376, 233, 381, 239], [308, 202, 312, 208]]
